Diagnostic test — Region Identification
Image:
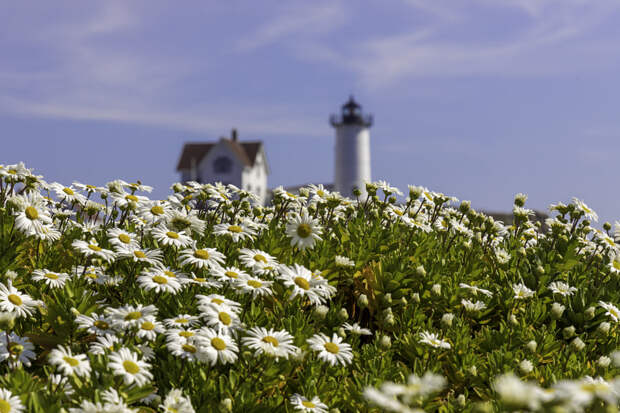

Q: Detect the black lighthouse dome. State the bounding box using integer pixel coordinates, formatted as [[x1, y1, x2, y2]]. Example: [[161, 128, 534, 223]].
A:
[[330, 96, 373, 127]]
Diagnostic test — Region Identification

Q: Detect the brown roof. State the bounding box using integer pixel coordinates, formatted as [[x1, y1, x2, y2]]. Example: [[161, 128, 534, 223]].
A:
[[176, 139, 263, 170]]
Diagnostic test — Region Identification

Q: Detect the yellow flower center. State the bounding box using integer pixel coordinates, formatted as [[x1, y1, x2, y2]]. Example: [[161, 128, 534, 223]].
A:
[[94, 320, 109, 329], [166, 231, 179, 239], [211, 337, 227, 351], [194, 249, 210, 260], [182, 344, 197, 353], [63, 187, 75, 196], [124, 311, 142, 320], [152, 275, 168, 284], [134, 250, 147, 259], [302, 401, 316, 408], [63, 356, 79, 367], [175, 318, 189, 324], [224, 271, 238, 279], [164, 270, 176, 278], [179, 331, 194, 338], [25, 206, 39, 220], [150, 205, 164, 215], [296, 223, 312, 238], [7, 342, 23, 356], [324, 342, 340, 354], [286, 191, 296, 198], [294, 277, 310, 291], [45, 273, 59, 280], [123, 360, 140, 374], [253, 254, 267, 263], [317, 190, 325, 197], [118, 234, 131, 244], [85, 272, 98, 279], [393, 209, 404, 216], [613, 260, 620, 271], [218, 312, 232, 326], [247, 280, 262, 288], [7, 294, 22, 306], [88, 244, 102, 252], [193, 277, 206, 283], [228, 225, 243, 233], [125, 194, 139, 203], [262, 336, 279, 346], [141, 321, 155, 330], [211, 298, 223, 305]]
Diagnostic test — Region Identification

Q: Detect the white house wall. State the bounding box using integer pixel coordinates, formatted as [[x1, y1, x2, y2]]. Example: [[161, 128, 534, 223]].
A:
[[198, 143, 244, 188]]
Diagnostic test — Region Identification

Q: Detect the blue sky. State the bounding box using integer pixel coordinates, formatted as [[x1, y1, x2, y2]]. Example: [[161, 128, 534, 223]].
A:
[[3, 0, 620, 222]]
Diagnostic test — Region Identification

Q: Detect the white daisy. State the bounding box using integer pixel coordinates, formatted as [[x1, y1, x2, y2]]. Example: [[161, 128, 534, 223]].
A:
[[163, 314, 200, 329], [31, 269, 70, 288], [115, 245, 162, 266], [108, 347, 153, 386], [213, 222, 257, 242], [107, 228, 139, 249], [75, 313, 116, 336], [599, 301, 620, 323], [0, 333, 36, 367], [285, 210, 323, 250], [89, 335, 120, 355], [512, 283, 535, 300], [137, 269, 183, 294], [195, 328, 238, 366], [196, 294, 241, 314], [242, 327, 299, 360], [234, 273, 273, 297], [151, 226, 193, 248], [211, 266, 249, 284], [161, 389, 195, 413], [342, 322, 372, 336], [201, 304, 241, 333], [306, 333, 353, 366], [72, 239, 116, 262], [459, 283, 493, 297], [461, 299, 487, 312], [179, 246, 226, 270], [290, 394, 328, 413], [238, 248, 279, 275], [279, 264, 331, 305], [548, 281, 577, 297], [136, 316, 165, 341], [419, 331, 451, 350], [0, 281, 40, 318], [0, 388, 24, 413], [48, 346, 91, 378]]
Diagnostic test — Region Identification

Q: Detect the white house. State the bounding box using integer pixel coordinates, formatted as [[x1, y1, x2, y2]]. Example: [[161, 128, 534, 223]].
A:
[[176, 129, 269, 205]]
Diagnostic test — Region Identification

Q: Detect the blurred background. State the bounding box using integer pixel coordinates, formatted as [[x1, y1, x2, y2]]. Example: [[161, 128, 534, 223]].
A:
[[2, 1, 620, 222]]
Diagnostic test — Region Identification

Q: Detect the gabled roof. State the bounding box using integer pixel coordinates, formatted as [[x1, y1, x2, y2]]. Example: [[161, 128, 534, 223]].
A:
[[176, 139, 263, 171]]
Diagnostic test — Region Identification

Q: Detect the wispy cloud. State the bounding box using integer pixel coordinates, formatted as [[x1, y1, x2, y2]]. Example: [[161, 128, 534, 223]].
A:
[[236, 2, 346, 51]]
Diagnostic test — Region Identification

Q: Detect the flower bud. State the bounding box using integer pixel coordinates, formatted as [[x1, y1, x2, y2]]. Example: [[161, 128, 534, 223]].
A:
[[398, 297, 407, 306], [441, 313, 454, 328], [352, 187, 362, 198], [382, 293, 393, 306], [456, 394, 466, 407], [585, 306, 596, 320], [379, 335, 391, 350], [611, 350, 620, 367], [597, 355, 611, 368], [604, 222, 612, 231], [563, 326, 576, 339], [459, 201, 471, 214], [535, 265, 545, 275], [314, 305, 329, 320], [514, 193, 528, 207], [5, 271, 17, 281], [337, 327, 346, 338], [431, 284, 441, 295], [571, 337, 585, 351], [519, 359, 533, 374], [468, 365, 477, 376], [517, 247, 526, 257], [219, 398, 233, 412], [598, 321, 611, 336], [337, 308, 349, 321], [0, 312, 16, 331], [551, 302, 565, 319], [70, 307, 80, 317], [526, 340, 537, 353], [415, 265, 426, 277], [357, 294, 369, 308], [412, 292, 420, 303], [510, 314, 518, 325]]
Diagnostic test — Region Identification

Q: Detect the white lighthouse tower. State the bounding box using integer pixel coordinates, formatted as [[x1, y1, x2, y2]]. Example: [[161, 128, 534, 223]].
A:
[[330, 96, 373, 198]]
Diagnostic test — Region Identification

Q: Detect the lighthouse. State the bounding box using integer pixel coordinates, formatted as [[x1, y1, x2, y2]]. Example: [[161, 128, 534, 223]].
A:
[[330, 96, 373, 198]]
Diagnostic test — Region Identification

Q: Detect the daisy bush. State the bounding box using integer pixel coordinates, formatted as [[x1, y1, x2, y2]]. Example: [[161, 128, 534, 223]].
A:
[[0, 163, 619, 411]]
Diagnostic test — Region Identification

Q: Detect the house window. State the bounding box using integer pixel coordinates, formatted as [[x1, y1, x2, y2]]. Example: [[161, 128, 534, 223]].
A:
[[214, 156, 232, 173]]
